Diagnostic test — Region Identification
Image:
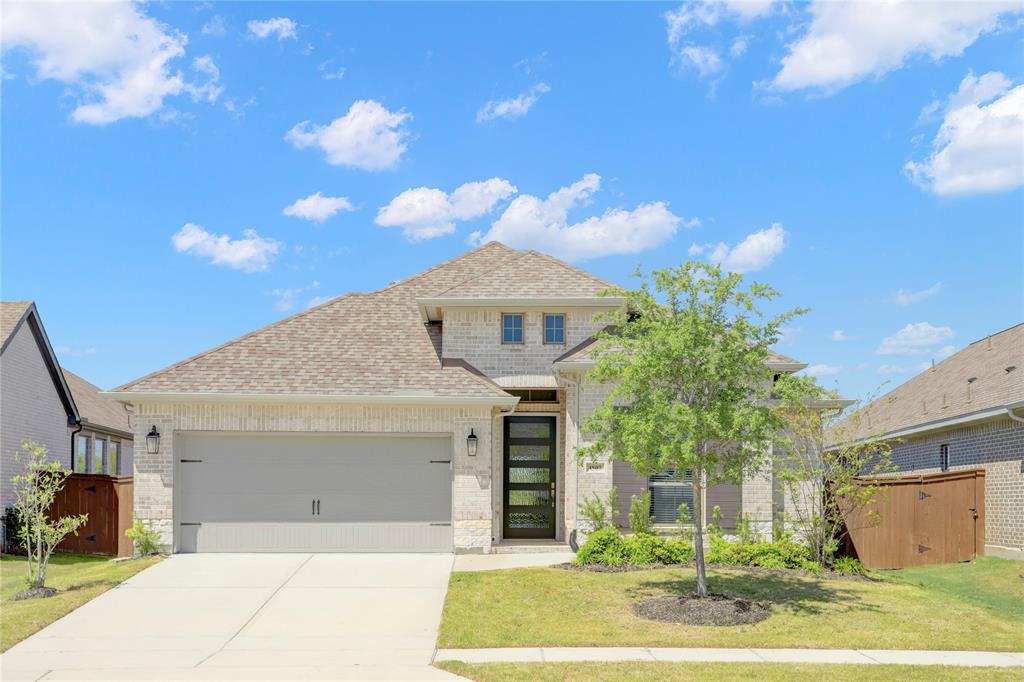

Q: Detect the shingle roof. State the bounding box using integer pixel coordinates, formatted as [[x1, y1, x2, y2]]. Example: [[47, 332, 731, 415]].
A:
[[837, 323, 1024, 442], [63, 370, 131, 436], [115, 243, 521, 398], [1, 300, 32, 348], [431, 250, 614, 299]]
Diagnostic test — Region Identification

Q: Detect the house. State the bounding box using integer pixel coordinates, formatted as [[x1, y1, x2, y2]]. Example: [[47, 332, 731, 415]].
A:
[[1, 301, 79, 514], [1, 301, 136, 515], [837, 323, 1023, 554], [63, 370, 134, 477], [106, 243, 812, 553]]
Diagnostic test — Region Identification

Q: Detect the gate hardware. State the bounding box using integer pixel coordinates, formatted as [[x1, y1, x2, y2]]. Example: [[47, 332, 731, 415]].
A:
[[917, 544, 931, 553], [180, 459, 203, 463], [180, 522, 201, 526], [969, 507, 978, 519], [429, 522, 452, 526], [430, 460, 451, 464], [85, 535, 96, 542], [918, 490, 931, 500], [84, 485, 96, 493]]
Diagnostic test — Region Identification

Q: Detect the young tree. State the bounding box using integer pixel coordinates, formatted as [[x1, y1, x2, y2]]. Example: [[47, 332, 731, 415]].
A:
[[10, 442, 88, 589], [580, 261, 804, 597], [772, 375, 896, 567]]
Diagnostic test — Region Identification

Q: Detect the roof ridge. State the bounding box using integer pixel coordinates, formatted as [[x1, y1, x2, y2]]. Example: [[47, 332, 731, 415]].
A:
[[432, 250, 532, 297], [113, 292, 366, 392], [376, 241, 518, 294], [967, 321, 1024, 346]]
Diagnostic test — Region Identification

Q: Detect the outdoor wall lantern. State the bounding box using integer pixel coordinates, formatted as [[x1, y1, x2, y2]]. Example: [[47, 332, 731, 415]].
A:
[[467, 429, 478, 456], [146, 425, 161, 454]]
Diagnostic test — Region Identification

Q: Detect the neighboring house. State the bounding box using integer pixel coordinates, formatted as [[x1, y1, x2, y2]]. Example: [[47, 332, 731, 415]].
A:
[[106, 243, 813, 553], [0, 301, 79, 513], [837, 323, 1023, 553], [63, 370, 134, 477]]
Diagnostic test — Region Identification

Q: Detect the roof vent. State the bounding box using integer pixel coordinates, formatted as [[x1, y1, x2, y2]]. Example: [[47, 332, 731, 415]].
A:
[[1007, 365, 1018, 373], [967, 376, 977, 383]]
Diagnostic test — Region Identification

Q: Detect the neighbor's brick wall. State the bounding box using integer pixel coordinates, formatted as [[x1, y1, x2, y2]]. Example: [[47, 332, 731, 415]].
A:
[[886, 416, 1023, 549], [129, 401, 495, 552], [0, 323, 72, 511], [441, 307, 612, 376]]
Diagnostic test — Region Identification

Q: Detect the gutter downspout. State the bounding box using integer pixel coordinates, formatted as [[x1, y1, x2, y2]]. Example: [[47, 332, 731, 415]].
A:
[[69, 420, 83, 472]]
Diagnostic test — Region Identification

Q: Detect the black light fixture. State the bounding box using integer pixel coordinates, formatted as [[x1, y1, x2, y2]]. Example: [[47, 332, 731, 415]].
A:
[[467, 428, 478, 457], [146, 425, 161, 454]]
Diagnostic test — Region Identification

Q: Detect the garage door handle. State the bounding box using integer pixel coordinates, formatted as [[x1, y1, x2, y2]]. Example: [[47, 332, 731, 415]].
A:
[[316, 499, 320, 516], [312, 499, 315, 516]]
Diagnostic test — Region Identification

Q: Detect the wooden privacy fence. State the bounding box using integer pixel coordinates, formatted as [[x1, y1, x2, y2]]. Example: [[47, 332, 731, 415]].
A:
[[50, 474, 134, 557], [844, 469, 984, 569]]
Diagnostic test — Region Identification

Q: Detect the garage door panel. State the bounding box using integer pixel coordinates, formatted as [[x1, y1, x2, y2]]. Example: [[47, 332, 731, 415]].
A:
[[176, 433, 453, 553]]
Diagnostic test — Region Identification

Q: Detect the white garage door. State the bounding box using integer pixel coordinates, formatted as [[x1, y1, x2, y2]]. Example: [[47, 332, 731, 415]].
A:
[[175, 433, 453, 553]]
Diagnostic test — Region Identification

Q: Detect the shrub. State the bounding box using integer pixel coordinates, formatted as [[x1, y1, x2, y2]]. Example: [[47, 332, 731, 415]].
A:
[[125, 520, 162, 556], [574, 527, 625, 565], [676, 502, 694, 543], [707, 505, 724, 539], [628, 492, 654, 535], [579, 486, 618, 531], [707, 536, 819, 572], [833, 556, 867, 576]]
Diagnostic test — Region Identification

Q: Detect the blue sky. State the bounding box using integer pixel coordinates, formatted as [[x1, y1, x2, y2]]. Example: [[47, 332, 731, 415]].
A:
[[2, 1, 1022, 401]]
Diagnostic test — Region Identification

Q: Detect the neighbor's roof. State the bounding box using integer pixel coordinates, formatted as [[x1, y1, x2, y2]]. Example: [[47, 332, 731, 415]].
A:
[[62, 370, 132, 437], [0, 300, 32, 349], [430, 250, 615, 300], [837, 323, 1024, 443], [112, 243, 534, 399]]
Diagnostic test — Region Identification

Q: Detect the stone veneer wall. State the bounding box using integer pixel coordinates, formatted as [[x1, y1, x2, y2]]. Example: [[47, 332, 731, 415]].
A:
[[441, 307, 613, 376], [886, 416, 1023, 550], [129, 401, 496, 552]]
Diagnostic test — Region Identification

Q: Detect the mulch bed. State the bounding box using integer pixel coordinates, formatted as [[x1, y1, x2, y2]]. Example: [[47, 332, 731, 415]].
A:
[[557, 561, 870, 581], [633, 592, 771, 626], [11, 586, 58, 601], [556, 562, 683, 573]]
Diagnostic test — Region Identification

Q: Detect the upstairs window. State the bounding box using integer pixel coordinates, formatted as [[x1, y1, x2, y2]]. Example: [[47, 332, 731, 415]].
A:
[[544, 314, 565, 344], [940, 444, 949, 472], [502, 313, 524, 344]]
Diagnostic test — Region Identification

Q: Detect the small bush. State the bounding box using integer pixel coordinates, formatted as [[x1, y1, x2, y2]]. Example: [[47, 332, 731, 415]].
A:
[[707, 505, 724, 539], [578, 487, 617, 531], [676, 503, 693, 543], [574, 527, 695, 566], [707, 536, 818, 572], [125, 520, 162, 556], [628, 492, 654, 535], [833, 556, 867, 576]]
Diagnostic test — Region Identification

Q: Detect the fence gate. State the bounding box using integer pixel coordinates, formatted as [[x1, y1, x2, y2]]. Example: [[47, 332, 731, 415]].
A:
[[845, 469, 984, 569]]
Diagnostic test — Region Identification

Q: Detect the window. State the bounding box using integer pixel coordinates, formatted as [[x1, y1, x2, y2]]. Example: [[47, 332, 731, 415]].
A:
[[507, 389, 559, 402], [940, 444, 949, 472], [649, 469, 694, 523], [75, 435, 89, 472], [543, 314, 565, 344], [502, 313, 524, 344], [93, 438, 106, 474], [109, 441, 120, 476]]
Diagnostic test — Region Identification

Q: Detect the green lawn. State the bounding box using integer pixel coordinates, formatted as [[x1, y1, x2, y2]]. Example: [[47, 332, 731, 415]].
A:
[[1, 552, 160, 651], [439, 559, 1024, 652], [436, 662, 1023, 682]]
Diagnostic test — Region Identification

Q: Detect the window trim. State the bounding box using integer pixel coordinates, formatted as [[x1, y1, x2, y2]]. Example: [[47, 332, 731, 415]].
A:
[[542, 313, 566, 345], [501, 312, 525, 345], [939, 443, 950, 472]]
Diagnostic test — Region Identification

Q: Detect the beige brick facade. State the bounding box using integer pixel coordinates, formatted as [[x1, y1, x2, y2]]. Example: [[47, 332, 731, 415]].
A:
[[130, 401, 496, 552]]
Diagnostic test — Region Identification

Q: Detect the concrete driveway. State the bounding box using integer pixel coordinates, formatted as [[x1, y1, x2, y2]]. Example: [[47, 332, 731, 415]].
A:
[[2, 553, 459, 680]]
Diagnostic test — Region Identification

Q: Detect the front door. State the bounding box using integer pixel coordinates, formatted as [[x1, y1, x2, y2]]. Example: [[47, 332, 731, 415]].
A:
[[503, 416, 557, 539]]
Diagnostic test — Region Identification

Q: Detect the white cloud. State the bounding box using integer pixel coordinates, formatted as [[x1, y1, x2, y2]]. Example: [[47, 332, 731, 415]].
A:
[[201, 15, 227, 37], [283, 192, 355, 223], [470, 174, 685, 261], [376, 178, 517, 241], [876, 322, 953, 357], [306, 295, 333, 309], [802, 364, 841, 378], [877, 364, 911, 375], [55, 345, 97, 357], [285, 100, 411, 171], [476, 83, 551, 123], [689, 223, 787, 273], [317, 60, 346, 80], [730, 35, 750, 58], [1, 1, 207, 124], [831, 329, 848, 342], [770, 1, 1021, 93], [677, 46, 724, 78], [186, 55, 222, 103], [664, 1, 776, 78], [172, 223, 281, 272], [887, 281, 942, 305], [269, 281, 319, 312], [247, 17, 297, 41], [905, 72, 1024, 196]]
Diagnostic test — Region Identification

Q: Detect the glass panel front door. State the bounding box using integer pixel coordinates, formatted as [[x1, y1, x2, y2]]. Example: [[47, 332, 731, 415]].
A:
[[503, 416, 557, 539]]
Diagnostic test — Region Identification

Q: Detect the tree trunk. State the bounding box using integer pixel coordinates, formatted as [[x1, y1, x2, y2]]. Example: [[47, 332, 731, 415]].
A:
[[692, 462, 708, 598]]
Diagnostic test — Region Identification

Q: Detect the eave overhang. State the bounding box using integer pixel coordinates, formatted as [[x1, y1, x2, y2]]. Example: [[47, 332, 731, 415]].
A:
[[101, 391, 520, 408], [417, 296, 625, 322]]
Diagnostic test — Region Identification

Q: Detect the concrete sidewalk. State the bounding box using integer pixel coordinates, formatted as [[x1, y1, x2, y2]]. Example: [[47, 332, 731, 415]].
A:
[[434, 647, 1024, 668]]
